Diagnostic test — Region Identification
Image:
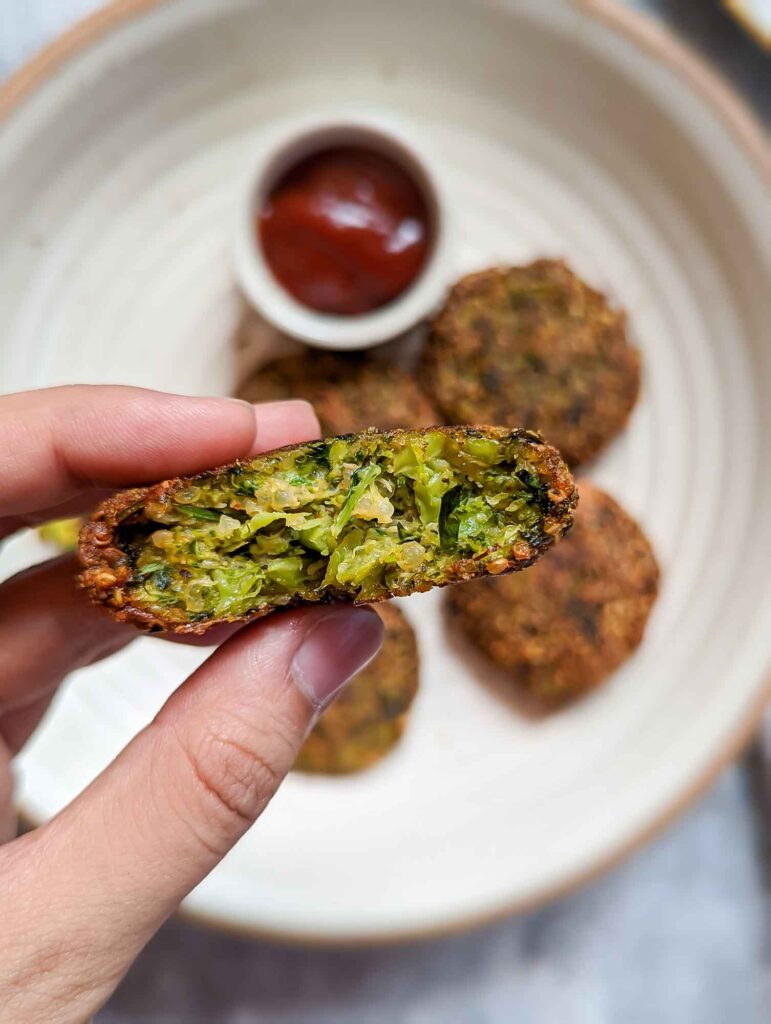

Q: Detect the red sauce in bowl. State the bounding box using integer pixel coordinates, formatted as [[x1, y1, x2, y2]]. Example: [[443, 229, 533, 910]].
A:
[[258, 146, 431, 316]]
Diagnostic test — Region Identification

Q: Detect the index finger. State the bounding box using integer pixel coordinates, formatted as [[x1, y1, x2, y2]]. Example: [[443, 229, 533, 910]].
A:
[[0, 386, 320, 519]]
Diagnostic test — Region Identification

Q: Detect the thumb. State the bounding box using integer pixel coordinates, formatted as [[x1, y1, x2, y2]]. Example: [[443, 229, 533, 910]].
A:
[[0, 605, 382, 1021]]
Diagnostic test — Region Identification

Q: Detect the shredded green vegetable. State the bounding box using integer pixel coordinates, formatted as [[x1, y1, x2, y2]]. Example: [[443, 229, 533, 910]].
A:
[[118, 428, 564, 622]]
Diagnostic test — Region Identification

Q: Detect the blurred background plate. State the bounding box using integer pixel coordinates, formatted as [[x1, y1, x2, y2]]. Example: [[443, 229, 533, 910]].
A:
[[723, 0, 771, 48], [0, 0, 769, 942]]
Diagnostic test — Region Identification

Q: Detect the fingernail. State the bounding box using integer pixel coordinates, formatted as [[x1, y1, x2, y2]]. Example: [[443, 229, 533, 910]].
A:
[[250, 400, 321, 453], [292, 607, 384, 710]]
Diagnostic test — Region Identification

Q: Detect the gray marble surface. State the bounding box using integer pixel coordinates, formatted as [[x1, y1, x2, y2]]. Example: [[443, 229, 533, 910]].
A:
[[2, 3, 770, 1022]]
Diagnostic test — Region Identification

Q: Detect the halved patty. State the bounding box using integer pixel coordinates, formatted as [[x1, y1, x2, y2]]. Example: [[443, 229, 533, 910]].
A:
[[295, 602, 418, 774], [79, 426, 576, 634], [447, 483, 658, 705], [419, 260, 640, 466], [238, 352, 440, 434]]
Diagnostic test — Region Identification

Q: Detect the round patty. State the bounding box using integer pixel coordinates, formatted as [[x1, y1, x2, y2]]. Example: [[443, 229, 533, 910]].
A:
[[294, 602, 419, 774], [419, 260, 640, 466], [238, 352, 440, 435], [447, 483, 658, 705]]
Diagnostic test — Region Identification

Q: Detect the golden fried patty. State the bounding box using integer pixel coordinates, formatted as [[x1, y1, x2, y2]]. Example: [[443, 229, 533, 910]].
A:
[[419, 260, 640, 466], [79, 426, 576, 635], [447, 483, 658, 705], [238, 352, 440, 434], [295, 602, 419, 774]]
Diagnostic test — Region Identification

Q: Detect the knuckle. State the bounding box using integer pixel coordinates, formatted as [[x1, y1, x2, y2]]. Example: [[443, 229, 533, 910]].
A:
[[179, 712, 296, 849]]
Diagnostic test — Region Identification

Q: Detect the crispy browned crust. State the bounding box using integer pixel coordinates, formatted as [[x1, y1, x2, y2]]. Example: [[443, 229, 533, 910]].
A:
[[78, 425, 577, 635], [447, 483, 659, 706], [294, 602, 419, 774], [418, 260, 641, 467], [238, 352, 441, 434]]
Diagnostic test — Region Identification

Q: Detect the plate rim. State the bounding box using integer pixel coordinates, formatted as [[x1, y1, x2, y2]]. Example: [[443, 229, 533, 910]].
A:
[[2, 0, 770, 946]]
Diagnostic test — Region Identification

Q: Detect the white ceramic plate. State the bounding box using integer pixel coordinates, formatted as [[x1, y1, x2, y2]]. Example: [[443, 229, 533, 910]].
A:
[[0, 0, 769, 943]]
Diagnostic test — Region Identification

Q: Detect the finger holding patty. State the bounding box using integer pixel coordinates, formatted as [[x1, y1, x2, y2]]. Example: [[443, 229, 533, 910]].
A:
[[0, 389, 321, 751]]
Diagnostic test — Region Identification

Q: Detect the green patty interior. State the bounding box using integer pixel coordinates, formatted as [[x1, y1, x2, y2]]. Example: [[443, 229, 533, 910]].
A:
[[120, 430, 553, 621]]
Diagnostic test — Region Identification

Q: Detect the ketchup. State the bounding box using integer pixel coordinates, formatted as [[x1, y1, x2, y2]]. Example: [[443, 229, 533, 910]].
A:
[[258, 146, 431, 316]]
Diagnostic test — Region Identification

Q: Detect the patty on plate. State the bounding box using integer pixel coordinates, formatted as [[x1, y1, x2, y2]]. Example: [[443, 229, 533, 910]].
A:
[[238, 351, 440, 434], [295, 602, 419, 774], [418, 260, 640, 466], [79, 426, 577, 634], [447, 483, 658, 705]]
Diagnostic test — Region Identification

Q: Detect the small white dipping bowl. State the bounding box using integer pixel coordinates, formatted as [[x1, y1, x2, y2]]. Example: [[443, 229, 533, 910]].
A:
[[233, 111, 452, 350]]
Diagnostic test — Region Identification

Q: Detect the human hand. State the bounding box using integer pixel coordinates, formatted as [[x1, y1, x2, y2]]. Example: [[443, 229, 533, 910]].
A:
[[0, 386, 383, 1022]]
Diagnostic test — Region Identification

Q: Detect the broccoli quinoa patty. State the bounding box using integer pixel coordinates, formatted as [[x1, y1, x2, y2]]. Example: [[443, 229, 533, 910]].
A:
[[238, 352, 440, 434], [419, 260, 641, 466], [79, 426, 576, 634], [38, 517, 81, 550], [447, 483, 658, 706], [295, 602, 419, 774]]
